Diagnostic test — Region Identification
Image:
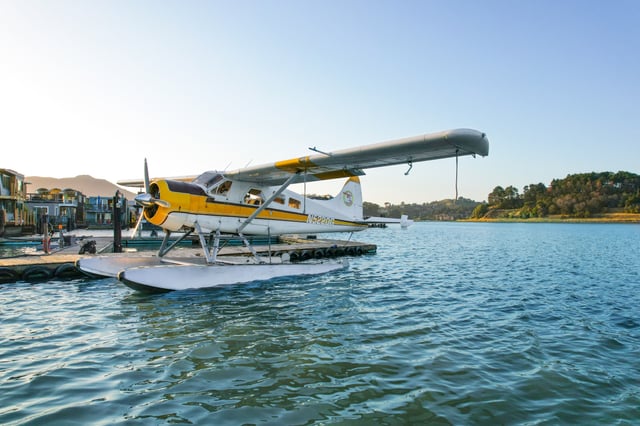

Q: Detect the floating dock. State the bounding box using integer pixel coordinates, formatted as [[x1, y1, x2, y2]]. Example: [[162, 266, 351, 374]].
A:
[[0, 235, 376, 283]]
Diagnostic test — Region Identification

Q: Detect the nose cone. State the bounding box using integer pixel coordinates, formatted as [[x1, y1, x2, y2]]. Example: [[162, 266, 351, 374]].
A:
[[135, 193, 154, 207], [135, 191, 171, 209]]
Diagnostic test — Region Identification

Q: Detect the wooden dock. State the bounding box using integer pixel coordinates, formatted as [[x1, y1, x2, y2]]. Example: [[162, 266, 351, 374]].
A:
[[0, 236, 376, 283]]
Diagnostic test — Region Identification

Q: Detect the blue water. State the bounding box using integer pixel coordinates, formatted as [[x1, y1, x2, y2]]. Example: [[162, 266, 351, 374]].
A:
[[1, 223, 639, 425]]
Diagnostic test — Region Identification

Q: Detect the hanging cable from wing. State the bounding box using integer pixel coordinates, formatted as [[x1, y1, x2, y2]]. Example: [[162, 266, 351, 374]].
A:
[[455, 148, 459, 203]]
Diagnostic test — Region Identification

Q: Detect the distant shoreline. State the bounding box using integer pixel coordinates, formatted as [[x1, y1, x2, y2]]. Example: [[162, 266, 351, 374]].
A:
[[463, 212, 640, 224]]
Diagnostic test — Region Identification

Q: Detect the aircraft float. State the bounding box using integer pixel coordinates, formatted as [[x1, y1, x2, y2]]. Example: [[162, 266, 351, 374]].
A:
[[77, 128, 489, 292]]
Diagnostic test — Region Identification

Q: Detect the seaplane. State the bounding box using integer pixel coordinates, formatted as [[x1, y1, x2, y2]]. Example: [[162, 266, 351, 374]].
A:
[[365, 214, 415, 228], [77, 128, 489, 292]]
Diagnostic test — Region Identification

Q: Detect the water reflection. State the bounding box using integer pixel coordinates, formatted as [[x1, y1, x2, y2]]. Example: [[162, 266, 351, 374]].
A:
[[117, 274, 383, 423]]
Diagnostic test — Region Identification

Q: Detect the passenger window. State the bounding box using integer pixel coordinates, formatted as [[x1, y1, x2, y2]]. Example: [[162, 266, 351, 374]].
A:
[[288, 197, 301, 209], [244, 188, 264, 205], [274, 197, 285, 205]]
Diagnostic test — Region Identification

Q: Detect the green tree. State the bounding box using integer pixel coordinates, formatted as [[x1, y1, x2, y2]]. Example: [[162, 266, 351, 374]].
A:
[[471, 203, 488, 219], [488, 186, 506, 207]]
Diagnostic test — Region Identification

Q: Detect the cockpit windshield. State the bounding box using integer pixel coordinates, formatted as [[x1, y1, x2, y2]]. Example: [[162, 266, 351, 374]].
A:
[[193, 172, 223, 188], [193, 172, 232, 195]]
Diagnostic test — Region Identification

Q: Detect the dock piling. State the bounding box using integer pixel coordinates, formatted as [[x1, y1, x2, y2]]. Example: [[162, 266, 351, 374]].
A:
[[113, 191, 122, 253]]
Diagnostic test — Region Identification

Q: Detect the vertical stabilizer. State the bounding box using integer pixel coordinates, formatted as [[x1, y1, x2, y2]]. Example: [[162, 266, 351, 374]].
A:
[[329, 177, 363, 221], [400, 214, 414, 228]]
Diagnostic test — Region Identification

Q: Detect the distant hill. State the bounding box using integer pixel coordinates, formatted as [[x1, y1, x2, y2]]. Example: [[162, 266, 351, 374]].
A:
[[471, 171, 640, 219], [25, 175, 138, 199]]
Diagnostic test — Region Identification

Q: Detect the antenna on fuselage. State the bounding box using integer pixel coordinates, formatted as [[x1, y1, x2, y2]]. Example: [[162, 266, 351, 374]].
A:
[[308, 146, 332, 156]]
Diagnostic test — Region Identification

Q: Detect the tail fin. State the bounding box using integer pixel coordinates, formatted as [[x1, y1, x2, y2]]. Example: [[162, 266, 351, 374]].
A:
[[400, 214, 414, 228], [328, 177, 363, 221]]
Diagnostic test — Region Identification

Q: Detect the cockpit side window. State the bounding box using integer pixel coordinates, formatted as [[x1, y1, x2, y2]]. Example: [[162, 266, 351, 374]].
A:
[[215, 181, 232, 195]]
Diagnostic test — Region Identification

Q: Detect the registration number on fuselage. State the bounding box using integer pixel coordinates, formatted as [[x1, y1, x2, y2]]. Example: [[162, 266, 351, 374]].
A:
[[306, 214, 335, 226]]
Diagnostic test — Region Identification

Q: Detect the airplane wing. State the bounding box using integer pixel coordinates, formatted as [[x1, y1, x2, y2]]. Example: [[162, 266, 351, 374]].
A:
[[118, 176, 198, 188], [224, 128, 489, 186]]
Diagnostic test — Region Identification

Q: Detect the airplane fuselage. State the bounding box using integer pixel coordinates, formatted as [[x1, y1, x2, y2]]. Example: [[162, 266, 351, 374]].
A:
[[142, 174, 367, 236]]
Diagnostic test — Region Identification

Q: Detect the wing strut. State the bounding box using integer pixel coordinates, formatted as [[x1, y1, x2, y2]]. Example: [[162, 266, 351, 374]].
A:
[[237, 172, 300, 234], [158, 229, 193, 258]]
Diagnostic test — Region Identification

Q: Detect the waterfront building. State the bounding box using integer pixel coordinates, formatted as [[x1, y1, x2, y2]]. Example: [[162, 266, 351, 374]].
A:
[[26, 191, 131, 230], [26, 188, 88, 232], [2, 169, 134, 235], [0, 168, 32, 236], [85, 195, 131, 229]]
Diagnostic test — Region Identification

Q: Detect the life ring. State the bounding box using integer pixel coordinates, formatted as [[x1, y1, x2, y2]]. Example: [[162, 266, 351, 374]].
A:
[[22, 266, 53, 281], [54, 263, 79, 279], [0, 267, 18, 283]]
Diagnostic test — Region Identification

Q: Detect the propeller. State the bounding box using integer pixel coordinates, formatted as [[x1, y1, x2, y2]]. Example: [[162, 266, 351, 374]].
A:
[[130, 159, 169, 239], [134, 159, 171, 209]]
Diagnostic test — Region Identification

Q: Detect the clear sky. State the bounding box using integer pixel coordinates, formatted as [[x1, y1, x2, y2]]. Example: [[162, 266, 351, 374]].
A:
[[1, 0, 638, 204]]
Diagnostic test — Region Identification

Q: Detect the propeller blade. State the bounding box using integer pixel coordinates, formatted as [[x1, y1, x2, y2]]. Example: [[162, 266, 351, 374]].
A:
[[144, 158, 150, 194], [154, 199, 171, 208], [131, 209, 144, 238]]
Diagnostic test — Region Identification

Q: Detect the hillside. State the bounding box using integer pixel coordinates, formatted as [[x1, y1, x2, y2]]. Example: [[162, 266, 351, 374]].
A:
[[26, 175, 138, 199], [471, 171, 640, 220], [363, 198, 481, 221], [363, 171, 640, 222]]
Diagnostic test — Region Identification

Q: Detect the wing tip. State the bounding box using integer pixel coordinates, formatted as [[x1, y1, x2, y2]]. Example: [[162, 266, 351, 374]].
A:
[[448, 128, 490, 157]]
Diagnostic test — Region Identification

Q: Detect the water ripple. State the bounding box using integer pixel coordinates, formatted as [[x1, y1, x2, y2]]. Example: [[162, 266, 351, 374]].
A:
[[1, 223, 639, 424]]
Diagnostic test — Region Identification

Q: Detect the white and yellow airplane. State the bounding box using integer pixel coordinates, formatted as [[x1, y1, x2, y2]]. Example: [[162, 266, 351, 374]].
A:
[[78, 128, 489, 291]]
